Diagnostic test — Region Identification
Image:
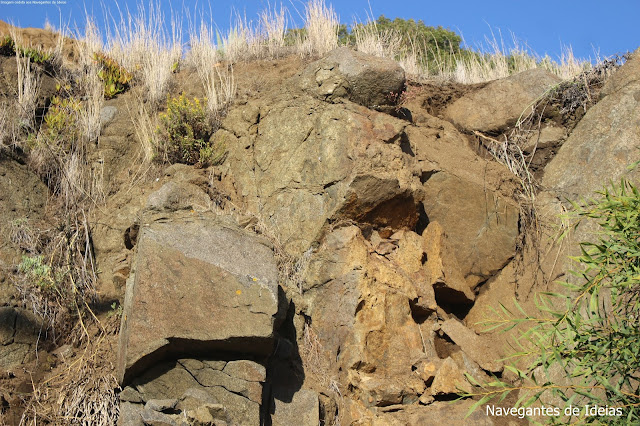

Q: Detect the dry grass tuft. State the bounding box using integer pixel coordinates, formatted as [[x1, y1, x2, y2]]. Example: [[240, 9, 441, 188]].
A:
[[217, 5, 287, 62], [105, 1, 181, 106], [299, 322, 343, 425], [18, 319, 120, 426], [15, 51, 40, 131], [202, 64, 236, 125], [449, 33, 590, 84], [77, 19, 104, 144], [260, 5, 287, 58], [12, 211, 98, 338], [129, 92, 158, 164], [300, 0, 339, 57], [221, 13, 262, 62], [185, 21, 219, 70], [0, 101, 12, 151]]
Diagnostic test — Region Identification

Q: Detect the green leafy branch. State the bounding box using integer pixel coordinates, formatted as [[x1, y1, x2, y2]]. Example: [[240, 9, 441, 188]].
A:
[[462, 177, 640, 424]]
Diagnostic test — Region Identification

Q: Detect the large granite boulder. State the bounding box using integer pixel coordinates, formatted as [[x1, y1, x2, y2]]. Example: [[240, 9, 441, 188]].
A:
[[444, 68, 561, 133], [300, 47, 405, 107], [543, 50, 640, 200], [421, 172, 520, 287], [600, 48, 640, 98], [117, 213, 281, 385], [404, 114, 520, 287], [222, 94, 423, 256]]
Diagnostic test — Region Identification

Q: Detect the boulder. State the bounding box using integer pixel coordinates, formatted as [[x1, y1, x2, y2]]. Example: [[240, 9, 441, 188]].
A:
[[421, 222, 474, 306], [358, 376, 423, 407], [133, 362, 202, 402], [300, 47, 405, 107], [0, 307, 42, 369], [388, 230, 437, 315], [144, 399, 178, 413], [184, 403, 230, 426], [543, 63, 640, 201], [272, 389, 320, 426], [129, 360, 261, 426], [522, 124, 567, 153], [600, 48, 640, 97], [117, 214, 280, 384], [422, 173, 519, 287], [118, 401, 144, 426], [139, 408, 180, 426], [377, 400, 495, 426], [400, 113, 520, 287], [222, 360, 266, 383], [120, 386, 144, 403], [145, 181, 211, 213], [301, 226, 432, 406], [413, 359, 441, 384], [430, 357, 472, 396], [440, 319, 503, 373], [223, 96, 422, 255], [444, 68, 561, 132], [190, 368, 262, 403]]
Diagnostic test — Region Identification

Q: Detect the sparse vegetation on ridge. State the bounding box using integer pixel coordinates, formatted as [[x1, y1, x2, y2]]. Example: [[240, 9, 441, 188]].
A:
[[155, 94, 226, 166]]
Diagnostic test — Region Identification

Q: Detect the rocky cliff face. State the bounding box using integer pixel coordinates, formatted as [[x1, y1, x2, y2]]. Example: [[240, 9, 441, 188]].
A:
[[1, 32, 638, 425]]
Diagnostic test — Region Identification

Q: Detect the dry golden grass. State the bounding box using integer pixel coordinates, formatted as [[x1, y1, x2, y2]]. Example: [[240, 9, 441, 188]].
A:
[[17, 318, 120, 426]]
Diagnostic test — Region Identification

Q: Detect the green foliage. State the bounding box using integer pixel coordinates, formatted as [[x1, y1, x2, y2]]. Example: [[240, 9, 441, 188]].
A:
[[0, 36, 52, 64], [0, 35, 15, 55], [284, 27, 307, 46], [351, 15, 462, 72], [465, 177, 640, 424], [285, 15, 463, 72], [40, 95, 82, 148], [21, 46, 53, 64], [13, 219, 97, 334], [94, 52, 133, 99], [18, 255, 64, 295], [353, 15, 462, 55], [156, 94, 226, 166], [107, 301, 123, 319]]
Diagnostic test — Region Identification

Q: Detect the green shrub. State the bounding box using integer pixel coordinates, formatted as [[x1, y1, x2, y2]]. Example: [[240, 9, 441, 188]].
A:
[[41, 95, 82, 147], [94, 52, 133, 99], [465, 177, 640, 424], [156, 94, 226, 166]]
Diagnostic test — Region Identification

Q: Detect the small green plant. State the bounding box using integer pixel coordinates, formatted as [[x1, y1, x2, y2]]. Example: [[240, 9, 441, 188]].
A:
[[21, 46, 53, 64], [464, 177, 640, 424], [94, 52, 133, 99], [0, 36, 52, 64], [18, 255, 64, 294], [156, 94, 226, 166], [40, 95, 82, 147], [107, 301, 123, 319]]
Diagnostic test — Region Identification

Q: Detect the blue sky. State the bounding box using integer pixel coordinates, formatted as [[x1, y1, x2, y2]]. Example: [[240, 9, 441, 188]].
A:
[[1, 0, 638, 61]]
